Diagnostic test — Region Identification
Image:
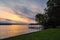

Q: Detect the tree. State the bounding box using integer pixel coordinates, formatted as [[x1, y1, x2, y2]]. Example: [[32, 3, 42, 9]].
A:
[[45, 0, 60, 28], [35, 13, 45, 25]]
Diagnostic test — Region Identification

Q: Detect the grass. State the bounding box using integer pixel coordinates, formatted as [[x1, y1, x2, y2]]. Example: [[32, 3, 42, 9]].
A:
[[3, 29, 60, 40]]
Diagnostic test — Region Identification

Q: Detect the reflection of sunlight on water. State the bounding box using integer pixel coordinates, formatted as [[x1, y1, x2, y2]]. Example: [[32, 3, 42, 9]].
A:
[[0, 25, 29, 39], [0, 25, 41, 39], [8, 25, 29, 35]]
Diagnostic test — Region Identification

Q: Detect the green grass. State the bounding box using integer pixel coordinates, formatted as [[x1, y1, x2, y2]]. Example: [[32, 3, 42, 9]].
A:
[[4, 29, 60, 40]]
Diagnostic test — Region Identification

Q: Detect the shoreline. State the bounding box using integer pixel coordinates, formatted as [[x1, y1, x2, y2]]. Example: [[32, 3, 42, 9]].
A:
[[1, 29, 41, 39], [3, 29, 60, 40]]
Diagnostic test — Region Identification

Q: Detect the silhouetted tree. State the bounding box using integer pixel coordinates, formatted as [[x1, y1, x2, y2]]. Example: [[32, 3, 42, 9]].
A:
[[35, 13, 45, 25], [45, 0, 60, 28]]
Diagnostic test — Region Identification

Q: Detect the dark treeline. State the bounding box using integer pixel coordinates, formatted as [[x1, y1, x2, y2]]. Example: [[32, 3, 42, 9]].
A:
[[0, 23, 28, 25], [35, 0, 60, 29], [0, 23, 12, 25]]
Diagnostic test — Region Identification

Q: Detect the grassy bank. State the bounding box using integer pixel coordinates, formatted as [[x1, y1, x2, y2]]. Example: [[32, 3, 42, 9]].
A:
[[4, 29, 60, 40]]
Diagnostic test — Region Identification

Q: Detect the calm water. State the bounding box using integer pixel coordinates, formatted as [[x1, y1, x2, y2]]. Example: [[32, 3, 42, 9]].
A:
[[0, 25, 42, 39]]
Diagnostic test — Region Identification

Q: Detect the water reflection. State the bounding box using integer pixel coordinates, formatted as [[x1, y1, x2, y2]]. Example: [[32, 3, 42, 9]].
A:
[[0, 25, 41, 39], [0, 25, 29, 39]]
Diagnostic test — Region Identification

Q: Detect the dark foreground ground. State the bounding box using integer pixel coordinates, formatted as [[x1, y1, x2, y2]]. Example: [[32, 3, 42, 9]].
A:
[[3, 28, 60, 40]]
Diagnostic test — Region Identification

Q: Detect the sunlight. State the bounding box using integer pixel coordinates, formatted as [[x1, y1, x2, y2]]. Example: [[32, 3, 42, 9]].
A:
[[0, 6, 36, 23]]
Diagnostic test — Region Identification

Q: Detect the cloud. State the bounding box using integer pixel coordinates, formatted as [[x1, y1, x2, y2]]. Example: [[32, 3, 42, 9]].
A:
[[0, 0, 48, 23], [0, 5, 36, 23]]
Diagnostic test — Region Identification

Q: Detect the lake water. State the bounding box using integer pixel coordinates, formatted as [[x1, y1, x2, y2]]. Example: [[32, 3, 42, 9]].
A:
[[0, 25, 43, 39]]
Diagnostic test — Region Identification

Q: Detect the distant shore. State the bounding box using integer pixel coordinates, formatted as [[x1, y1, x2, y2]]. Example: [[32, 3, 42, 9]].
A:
[[0, 23, 28, 25], [0, 23, 40, 25]]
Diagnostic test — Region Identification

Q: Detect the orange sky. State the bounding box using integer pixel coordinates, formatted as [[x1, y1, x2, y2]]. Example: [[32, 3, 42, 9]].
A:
[[0, 6, 36, 23]]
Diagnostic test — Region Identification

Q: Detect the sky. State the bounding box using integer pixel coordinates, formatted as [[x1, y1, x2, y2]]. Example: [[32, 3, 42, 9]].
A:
[[0, 0, 48, 23]]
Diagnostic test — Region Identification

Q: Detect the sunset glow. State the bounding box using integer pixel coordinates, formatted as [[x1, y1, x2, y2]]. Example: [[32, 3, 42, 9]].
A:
[[0, 6, 36, 23], [0, 0, 47, 23]]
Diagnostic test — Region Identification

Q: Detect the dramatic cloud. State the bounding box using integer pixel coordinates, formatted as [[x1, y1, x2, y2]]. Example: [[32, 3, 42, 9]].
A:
[[0, 0, 48, 23], [0, 5, 36, 23]]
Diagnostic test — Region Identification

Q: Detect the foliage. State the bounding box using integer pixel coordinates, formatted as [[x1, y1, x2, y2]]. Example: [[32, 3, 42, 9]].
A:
[[35, 13, 45, 25], [44, 0, 60, 28]]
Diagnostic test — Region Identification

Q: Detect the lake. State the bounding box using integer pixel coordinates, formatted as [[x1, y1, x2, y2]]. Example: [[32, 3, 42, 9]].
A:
[[0, 25, 43, 39]]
